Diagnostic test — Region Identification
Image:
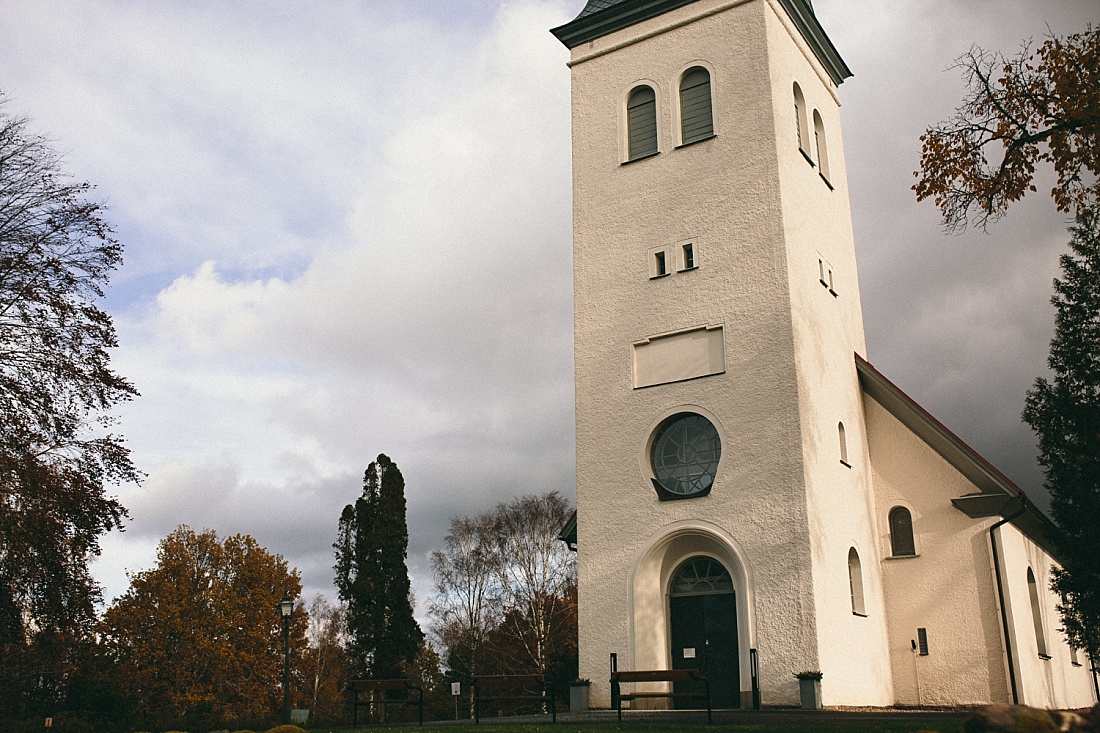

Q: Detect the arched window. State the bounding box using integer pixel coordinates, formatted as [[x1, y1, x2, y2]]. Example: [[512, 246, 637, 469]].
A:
[[671, 556, 734, 596], [838, 422, 848, 465], [793, 82, 809, 156], [627, 85, 658, 161], [889, 507, 916, 557], [1027, 568, 1049, 657], [812, 109, 830, 182], [848, 548, 865, 615], [679, 67, 713, 145]]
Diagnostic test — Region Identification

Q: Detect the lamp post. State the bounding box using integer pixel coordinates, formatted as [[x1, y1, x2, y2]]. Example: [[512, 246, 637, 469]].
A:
[[280, 592, 294, 724]]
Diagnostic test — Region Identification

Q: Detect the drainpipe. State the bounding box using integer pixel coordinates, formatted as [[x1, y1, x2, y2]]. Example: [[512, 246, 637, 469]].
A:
[[990, 499, 1028, 705]]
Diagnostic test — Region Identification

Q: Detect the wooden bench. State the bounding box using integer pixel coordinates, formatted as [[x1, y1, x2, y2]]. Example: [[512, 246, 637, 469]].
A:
[[611, 669, 711, 723], [349, 679, 423, 726], [472, 674, 558, 724]]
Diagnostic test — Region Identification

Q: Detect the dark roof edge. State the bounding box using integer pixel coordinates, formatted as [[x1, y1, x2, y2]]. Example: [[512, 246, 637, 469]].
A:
[[775, 0, 852, 85], [551, 0, 852, 86], [551, 0, 697, 49], [855, 354, 1061, 559], [558, 509, 578, 552]]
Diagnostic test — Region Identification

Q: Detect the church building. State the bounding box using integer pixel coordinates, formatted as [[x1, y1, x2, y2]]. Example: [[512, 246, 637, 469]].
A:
[[550, 0, 1098, 709]]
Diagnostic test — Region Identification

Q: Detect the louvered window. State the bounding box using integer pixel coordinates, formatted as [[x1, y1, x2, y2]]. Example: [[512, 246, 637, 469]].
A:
[[627, 86, 658, 160], [679, 68, 713, 145]]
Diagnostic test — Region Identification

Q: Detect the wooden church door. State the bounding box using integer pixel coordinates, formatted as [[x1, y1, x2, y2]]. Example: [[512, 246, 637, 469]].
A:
[[669, 557, 741, 708]]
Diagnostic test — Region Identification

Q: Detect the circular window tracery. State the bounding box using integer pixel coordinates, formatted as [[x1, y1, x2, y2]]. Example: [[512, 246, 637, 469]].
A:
[[649, 412, 721, 500]]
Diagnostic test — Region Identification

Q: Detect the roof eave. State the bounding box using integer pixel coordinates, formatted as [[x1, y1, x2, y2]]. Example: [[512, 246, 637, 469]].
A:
[[551, 0, 852, 86], [856, 354, 1061, 560]]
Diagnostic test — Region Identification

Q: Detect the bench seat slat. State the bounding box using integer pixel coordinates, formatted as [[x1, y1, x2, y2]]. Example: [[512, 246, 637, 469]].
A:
[[613, 669, 701, 683]]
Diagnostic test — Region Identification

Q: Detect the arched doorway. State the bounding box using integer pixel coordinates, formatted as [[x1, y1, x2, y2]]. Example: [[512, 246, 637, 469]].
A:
[[669, 556, 740, 708]]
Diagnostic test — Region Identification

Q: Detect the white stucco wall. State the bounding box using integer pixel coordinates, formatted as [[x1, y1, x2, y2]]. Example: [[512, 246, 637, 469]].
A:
[[764, 1, 893, 706], [864, 393, 1098, 708], [864, 394, 1011, 705], [568, 0, 822, 708], [996, 524, 1098, 709]]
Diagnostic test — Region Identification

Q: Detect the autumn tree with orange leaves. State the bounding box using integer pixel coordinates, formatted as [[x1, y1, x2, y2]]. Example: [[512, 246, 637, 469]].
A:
[[101, 526, 305, 729], [914, 26, 1099, 231]]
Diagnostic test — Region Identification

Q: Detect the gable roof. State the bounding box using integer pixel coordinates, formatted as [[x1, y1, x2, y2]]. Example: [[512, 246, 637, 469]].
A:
[[550, 0, 852, 86], [855, 354, 1060, 559]]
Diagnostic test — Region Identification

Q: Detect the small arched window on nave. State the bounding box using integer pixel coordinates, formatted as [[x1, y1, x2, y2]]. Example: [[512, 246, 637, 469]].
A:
[[627, 85, 658, 161], [888, 506, 916, 557], [1027, 567, 1049, 657], [679, 67, 714, 145]]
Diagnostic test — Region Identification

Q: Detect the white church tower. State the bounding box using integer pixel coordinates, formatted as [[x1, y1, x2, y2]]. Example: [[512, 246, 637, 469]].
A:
[[553, 0, 895, 708]]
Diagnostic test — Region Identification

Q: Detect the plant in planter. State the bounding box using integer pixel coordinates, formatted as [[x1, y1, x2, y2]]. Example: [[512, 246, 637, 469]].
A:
[[569, 678, 592, 712], [793, 671, 823, 710]]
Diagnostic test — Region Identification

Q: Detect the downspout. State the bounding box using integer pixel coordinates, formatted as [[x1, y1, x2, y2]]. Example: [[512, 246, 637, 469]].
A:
[[990, 500, 1028, 705]]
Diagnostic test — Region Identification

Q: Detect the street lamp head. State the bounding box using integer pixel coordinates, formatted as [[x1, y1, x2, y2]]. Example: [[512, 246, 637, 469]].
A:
[[280, 591, 293, 619]]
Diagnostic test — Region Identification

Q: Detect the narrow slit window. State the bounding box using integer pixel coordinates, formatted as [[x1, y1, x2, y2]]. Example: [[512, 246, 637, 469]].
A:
[[794, 82, 811, 163], [812, 109, 831, 184], [627, 85, 658, 161], [679, 67, 713, 145], [838, 422, 849, 465], [889, 507, 916, 557], [917, 628, 929, 656], [681, 242, 695, 270], [848, 548, 865, 616], [654, 250, 667, 277], [818, 257, 836, 295], [1028, 568, 1049, 658]]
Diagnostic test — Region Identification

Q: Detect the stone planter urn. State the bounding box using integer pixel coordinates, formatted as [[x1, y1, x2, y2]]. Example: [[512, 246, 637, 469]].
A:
[[795, 672, 822, 710], [569, 681, 591, 713]]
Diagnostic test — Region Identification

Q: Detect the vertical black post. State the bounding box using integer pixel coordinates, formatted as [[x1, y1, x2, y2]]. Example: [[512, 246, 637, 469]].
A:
[[750, 648, 760, 710], [282, 612, 291, 724], [610, 653, 620, 722]]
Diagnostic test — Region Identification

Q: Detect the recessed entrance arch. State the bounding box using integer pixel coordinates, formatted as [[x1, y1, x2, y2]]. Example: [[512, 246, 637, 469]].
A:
[[629, 521, 756, 710], [669, 557, 740, 708]]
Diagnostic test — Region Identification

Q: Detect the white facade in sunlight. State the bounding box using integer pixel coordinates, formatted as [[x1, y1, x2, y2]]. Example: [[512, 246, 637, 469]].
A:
[[552, 0, 1097, 710]]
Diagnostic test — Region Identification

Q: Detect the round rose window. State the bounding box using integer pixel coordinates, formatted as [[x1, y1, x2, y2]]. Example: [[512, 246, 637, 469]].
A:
[[649, 412, 721, 500]]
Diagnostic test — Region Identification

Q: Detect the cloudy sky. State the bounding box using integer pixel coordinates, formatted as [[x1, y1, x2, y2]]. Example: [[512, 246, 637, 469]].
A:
[[1, 0, 1096, 619]]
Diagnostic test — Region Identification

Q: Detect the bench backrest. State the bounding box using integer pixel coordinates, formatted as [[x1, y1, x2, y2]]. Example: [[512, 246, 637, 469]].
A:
[[612, 669, 701, 683], [350, 679, 415, 691]]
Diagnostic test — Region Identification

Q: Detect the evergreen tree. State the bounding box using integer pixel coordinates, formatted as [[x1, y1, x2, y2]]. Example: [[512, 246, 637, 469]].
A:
[[1022, 211, 1100, 662], [334, 454, 423, 679]]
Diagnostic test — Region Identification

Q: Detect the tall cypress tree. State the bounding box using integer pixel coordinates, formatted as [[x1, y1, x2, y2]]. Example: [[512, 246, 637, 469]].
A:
[[1022, 211, 1100, 662], [334, 454, 422, 679]]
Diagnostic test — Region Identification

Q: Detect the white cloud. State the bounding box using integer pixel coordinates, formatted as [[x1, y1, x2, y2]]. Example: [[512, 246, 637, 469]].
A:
[[85, 0, 576, 605], [7, 0, 1095, 612]]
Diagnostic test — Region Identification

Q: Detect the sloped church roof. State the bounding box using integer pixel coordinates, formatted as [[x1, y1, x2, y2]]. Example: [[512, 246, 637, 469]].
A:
[[551, 0, 852, 86]]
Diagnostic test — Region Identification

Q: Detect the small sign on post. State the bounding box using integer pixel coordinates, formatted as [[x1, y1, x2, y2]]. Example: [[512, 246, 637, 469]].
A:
[[452, 681, 462, 721]]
